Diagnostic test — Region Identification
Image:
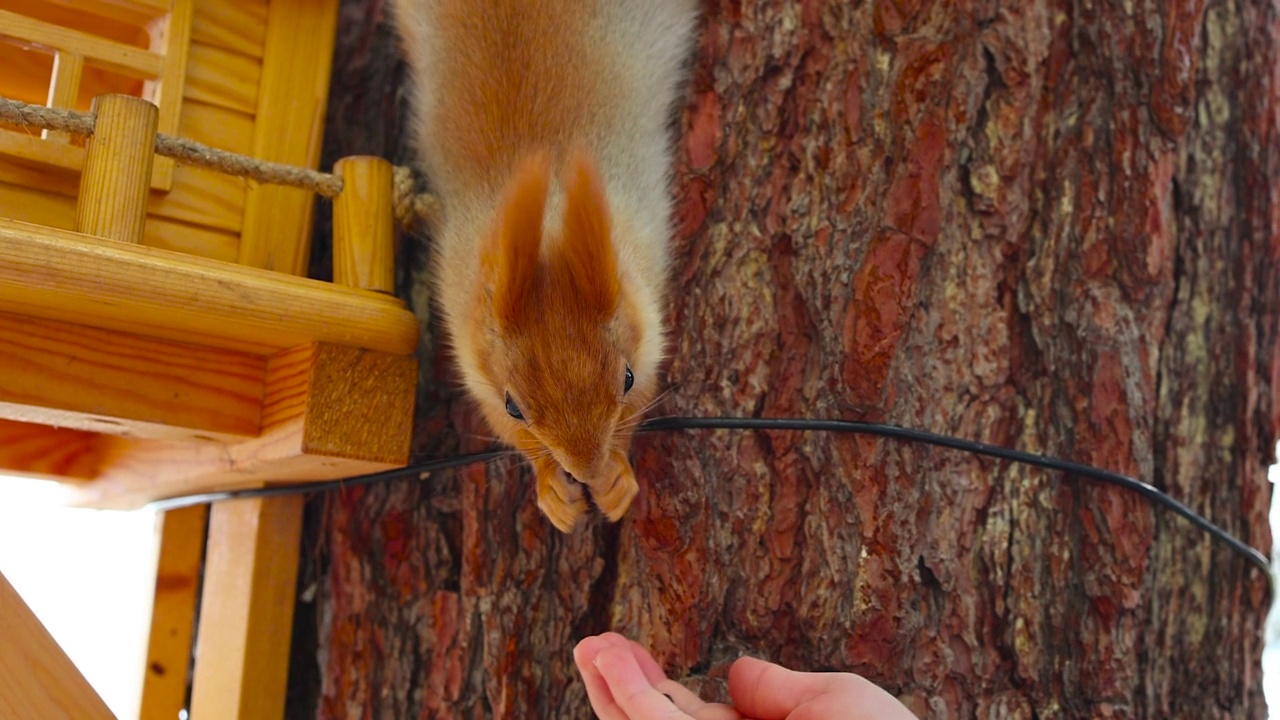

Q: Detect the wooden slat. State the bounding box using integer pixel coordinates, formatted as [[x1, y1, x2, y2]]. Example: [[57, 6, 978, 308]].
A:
[[0, 130, 83, 174], [0, 218, 419, 355], [29, 0, 169, 27], [183, 42, 260, 115], [68, 342, 416, 508], [0, 569, 116, 720], [139, 504, 207, 720], [188, 495, 302, 720], [146, 99, 252, 233], [0, 181, 75, 228], [181, 98, 254, 155], [0, 155, 80, 199], [0, 311, 265, 441], [237, 0, 339, 274], [191, 0, 266, 58], [143, 216, 239, 262], [0, 419, 102, 481], [44, 51, 85, 142], [0, 0, 151, 46], [147, 163, 245, 233], [145, 0, 194, 190], [0, 10, 163, 78]]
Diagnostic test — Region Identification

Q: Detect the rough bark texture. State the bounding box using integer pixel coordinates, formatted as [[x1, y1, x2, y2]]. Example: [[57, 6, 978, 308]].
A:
[[291, 0, 1280, 717]]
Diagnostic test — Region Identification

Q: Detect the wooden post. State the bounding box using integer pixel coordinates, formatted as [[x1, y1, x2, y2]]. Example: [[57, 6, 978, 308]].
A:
[[75, 94, 158, 244], [139, 505, 207, 720], [332, 156, 396, 294], [188, 497, 303, 720], [0, 569, 115, 719]]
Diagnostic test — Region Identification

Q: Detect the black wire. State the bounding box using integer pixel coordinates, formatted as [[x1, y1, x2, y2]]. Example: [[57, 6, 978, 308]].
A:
[[147, 415, 1275, 596]]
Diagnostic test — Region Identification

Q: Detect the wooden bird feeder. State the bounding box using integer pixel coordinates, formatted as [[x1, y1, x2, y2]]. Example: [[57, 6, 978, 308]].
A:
[[0, 1, 417, 718]]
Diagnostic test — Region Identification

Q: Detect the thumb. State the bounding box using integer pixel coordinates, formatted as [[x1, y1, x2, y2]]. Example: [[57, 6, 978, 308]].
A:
[[726, 657, 830, 719]]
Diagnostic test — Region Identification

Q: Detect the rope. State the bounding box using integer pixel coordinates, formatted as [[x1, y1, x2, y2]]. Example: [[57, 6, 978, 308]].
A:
[[0, 96, 437, 229]]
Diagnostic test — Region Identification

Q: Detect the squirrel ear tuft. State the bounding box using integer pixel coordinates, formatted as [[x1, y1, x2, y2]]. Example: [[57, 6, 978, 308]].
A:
[[490, 151, 550, 327], [561, 149, 618, 316]]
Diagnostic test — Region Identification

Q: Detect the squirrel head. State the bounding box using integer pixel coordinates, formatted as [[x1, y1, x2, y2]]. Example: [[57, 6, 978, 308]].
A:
[[465, 148, 661, 530]]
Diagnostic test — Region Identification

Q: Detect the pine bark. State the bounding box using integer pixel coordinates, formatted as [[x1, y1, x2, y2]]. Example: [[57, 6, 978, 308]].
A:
[[292, 0, 1280, 717]]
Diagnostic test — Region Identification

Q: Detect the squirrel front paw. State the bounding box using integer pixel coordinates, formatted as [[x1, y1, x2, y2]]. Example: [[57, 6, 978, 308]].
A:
[[534, 457, 588, 532], [589, 454, 639, 523]]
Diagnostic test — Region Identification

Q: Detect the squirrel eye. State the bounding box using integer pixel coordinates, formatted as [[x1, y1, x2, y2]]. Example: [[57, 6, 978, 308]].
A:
[[505, 392, 524, 420], [623, 366, 634, 394]]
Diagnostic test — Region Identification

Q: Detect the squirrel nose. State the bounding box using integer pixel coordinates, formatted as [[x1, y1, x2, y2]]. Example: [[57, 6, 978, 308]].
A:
[[553, 447, 606, 484]]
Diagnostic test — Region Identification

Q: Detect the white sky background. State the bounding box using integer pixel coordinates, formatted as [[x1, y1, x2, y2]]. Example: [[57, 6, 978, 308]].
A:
[[0, 477, 158, 720], [1, 449, 1279, 718]]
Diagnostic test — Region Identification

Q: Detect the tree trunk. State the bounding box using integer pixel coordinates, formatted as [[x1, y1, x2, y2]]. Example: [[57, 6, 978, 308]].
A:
[[291, 0, 1280, 717]]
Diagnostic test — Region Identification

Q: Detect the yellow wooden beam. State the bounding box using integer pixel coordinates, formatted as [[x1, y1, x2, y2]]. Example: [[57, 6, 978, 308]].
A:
[[0, 419, 103, 481], [66, 341, 416, 509], [0, 218, 419, 355], [236, 0, 340, 274], [0, 569, 116, 719], [139, 504, 208, 720], [188, 495, 302, 720], [0, 311, 265, 442]]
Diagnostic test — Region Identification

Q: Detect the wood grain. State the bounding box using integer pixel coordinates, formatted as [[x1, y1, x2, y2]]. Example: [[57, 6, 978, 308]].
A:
[[0, 419, 102, 481], [0, 218, 418, 355], [188, 496, 302, 720], [0, 311, 265, 441], [191, 0, 267, 58], [183, 42, 260, 115], [145, 0, 195, 191], [44, 51, 85, 143], [237, 0, 339, 274], [139, 504, 207, 720], [75, 94, 157, 244], [332, 156, 395, 294], [67, 342, 415, 508], [142, 216, 238, 262], [0, 569, 115, 719]]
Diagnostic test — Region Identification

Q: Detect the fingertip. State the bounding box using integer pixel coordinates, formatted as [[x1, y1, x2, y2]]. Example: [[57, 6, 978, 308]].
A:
[[573, 635, 608, 669]]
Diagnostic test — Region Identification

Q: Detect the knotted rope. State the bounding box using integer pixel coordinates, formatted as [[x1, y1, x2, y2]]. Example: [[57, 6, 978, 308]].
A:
[[0, 96, 437, 230]]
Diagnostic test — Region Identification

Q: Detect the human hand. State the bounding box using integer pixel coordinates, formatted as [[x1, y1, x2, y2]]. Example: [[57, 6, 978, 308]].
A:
[[573, 632, 741, 720], [573, 633, 919, 720], [726, 656, 918, 720]]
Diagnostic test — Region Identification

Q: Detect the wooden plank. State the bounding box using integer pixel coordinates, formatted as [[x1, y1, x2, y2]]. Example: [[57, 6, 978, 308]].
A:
[[0, 569, 116, 720], [145, 0, 194, 190], [145, 100, 253, 236], [0, 130, 83, 174], [0, 419, 102, 481], [28, 0, 169, 27], [143, 216, 239, 262], [183, 41, 260, 115], [181, 98, 254, 155], [0, 311, 265, 441], [188, 495, 302, 720], [0, 10, 164, 78], [191, 0, 266, 58], [0, 155, 80, 199], [139, 504, 207, 720], [237, 0, 339, 274], [0, 181, 76, 229], [0, 219, 419, 355], [68, 342, 416, 508], [45, 51, 85, 142], [146, 163, 245, 233]]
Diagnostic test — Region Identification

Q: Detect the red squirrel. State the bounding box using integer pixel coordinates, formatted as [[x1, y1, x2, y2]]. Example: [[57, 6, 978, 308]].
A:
[[390, 1, 699, 531]]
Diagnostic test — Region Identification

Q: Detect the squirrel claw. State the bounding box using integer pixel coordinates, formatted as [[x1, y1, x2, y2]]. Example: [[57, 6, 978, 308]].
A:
[[590, 457, 639, 523], [535, 460, 587, 532]]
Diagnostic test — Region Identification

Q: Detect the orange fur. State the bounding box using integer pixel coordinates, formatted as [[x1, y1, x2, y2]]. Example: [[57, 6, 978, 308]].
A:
[[392, 0, 699, 531], [491, 152, 550, 329]]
